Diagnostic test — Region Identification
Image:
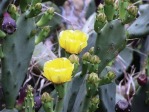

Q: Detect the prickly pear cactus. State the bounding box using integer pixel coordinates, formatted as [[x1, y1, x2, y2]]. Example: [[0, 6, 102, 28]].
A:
[[1, 12, 36, 109], [132, 82, 149, 112], [93, 0, 138, 112], [0, 0, 54, 111], [1, 0, 149, 112], [95, 19, 126, 74], [23, 85, 35, 112], [128, 4, 149, 38]]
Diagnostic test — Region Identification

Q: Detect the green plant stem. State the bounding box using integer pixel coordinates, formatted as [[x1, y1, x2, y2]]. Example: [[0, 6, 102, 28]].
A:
[[65, 51, 70, 58], [55, 97, 64, 112], [81, 63, 88, 76], [54, 83, 68, 112], [43, 102, 54, 112]]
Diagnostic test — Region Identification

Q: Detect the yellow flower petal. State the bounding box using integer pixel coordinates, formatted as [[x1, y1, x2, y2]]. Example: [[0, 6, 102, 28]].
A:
[[59, 30, 88, 54], [43, 58, 74, 84]]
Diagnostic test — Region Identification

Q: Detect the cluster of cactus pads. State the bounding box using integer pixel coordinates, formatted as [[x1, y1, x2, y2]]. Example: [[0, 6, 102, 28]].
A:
[[0, 0, 54, 111], [0, 0, 149, 112]]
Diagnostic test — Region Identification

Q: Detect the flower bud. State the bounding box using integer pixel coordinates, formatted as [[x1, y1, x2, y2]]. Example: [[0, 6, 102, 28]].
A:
[[89, 47, 94, 55], [94, 13, 107, 32], [8, 4, 19, 20], [87, 73, 100, 92], [107, 71, 116, 80], [36, 7, 55, 27], [35, 3, 42, 10], [47, 7, 55, 15], [69, 54, 79, 64], [89, 96, 100, 112], [41, 92, 53, 103], [86, 73, 100, 96], [32, 0, 42, 5], [87, 73, 99, 83], [69, 54, 79, 75], [26, 3, 42, 18], [127, 5, 138, 17], [41, 92, 54, 112], [90, 55, 101, 64], [98, 4, 104, 9], [2, 12, 17, 34], [82, 52, 91, 62], [8, 4, 17, 13], [97, 4, 104, 13], [27, 85, 33, 93], [96, 13, 107, 23]]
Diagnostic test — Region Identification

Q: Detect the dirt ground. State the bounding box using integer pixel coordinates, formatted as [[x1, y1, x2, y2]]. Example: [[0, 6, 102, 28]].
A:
[[62, 0, 91, 29]]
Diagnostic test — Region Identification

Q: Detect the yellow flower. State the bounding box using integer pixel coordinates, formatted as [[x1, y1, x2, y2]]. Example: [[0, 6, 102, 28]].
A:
[[43, 58, 74, 84], [59, 30, 88, 54]]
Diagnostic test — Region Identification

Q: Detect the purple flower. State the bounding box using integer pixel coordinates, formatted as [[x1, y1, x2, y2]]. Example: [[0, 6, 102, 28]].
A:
[[17, 85, 27, 105], [115, 100, 131, 112], [34, 95, 42, 111], [1, 12, 16, 34]]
